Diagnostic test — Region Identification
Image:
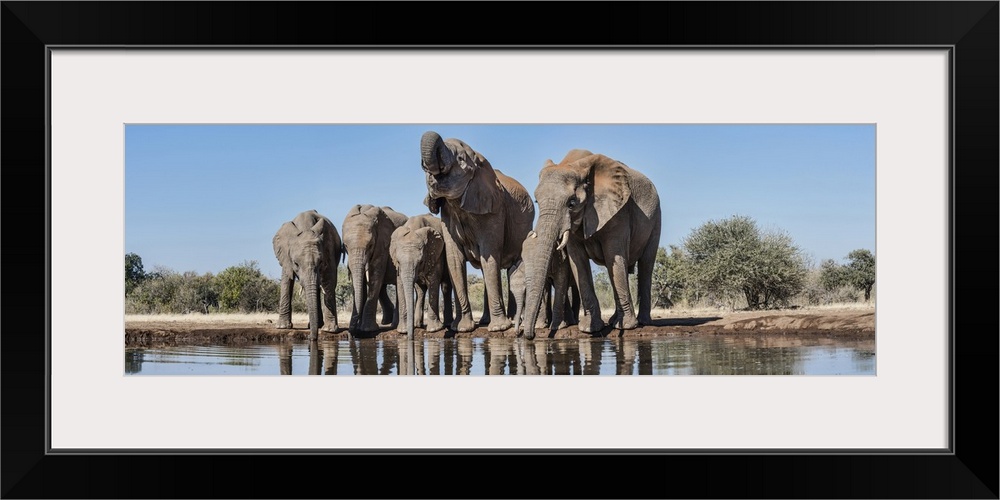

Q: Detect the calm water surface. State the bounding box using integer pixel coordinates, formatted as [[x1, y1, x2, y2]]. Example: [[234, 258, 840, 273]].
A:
[[125, 336, 875, 375]]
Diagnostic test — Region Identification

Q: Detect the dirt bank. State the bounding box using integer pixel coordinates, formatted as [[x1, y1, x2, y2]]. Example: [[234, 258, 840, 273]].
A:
[[124, 308, 874, 346]]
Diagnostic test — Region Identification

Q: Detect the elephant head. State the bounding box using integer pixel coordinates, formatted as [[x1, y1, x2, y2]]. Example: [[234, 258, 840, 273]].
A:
[[420, 131, 502, 215], [273, 210, 342, 340], [521, 150, 633, 339], [389, 224, 445, 337]]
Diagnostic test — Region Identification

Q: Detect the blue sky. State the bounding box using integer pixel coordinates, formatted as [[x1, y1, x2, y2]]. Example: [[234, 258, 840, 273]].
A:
[[124, 124, 875, 279]]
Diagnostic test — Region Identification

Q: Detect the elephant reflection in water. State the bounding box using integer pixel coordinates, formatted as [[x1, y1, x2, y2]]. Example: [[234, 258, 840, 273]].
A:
[[321, 340, 339, 375], [515, 340, 543, 375], [456, 338, 474, 375], [614, 339, 653, 375], [579, 339, 604, 375], [348, 339, 381, 375], [487, 338, 524, 375], [397, 339, 425, 375], [547, 342, 581, 375], [277, 344, 293, 375], [425, 340, 443, 375]]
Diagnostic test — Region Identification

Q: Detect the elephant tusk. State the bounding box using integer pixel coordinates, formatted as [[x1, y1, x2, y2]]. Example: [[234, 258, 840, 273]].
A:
[[555, 230, 570, 251], [529, 231, 537, 239]]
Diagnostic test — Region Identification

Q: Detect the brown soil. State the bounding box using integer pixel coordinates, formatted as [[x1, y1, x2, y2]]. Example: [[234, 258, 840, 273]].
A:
[[125, 308, 874, 346]]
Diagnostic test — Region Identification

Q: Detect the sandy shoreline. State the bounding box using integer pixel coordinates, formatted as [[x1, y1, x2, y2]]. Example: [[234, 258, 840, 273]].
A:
[[125, 307, 874, 346]]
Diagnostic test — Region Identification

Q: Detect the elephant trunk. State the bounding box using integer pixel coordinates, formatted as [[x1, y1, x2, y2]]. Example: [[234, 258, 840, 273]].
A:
[[303, 271, 321, 341], [402, 268, 416, 338], [420, 131, 454, 175], [349, 253, 368, 332], [522, 221, 562, 340]]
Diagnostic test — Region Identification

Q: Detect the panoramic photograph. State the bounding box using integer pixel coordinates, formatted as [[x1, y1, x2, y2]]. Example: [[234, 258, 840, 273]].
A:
[[124, 124, 875, 376]]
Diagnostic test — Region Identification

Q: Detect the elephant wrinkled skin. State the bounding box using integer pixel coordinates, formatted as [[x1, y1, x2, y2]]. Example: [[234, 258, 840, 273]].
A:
[[521, 150, 661, 340], [342, 204, 408, 334], [420, 131, 534, 332], [272, 210, 343, 340], [389, 214, 454, 337]]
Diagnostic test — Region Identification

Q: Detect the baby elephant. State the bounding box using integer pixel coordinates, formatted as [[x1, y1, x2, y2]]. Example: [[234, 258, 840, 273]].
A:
[[389, 214, 453, 336], [511, 230, 579, 337], [272, 210, 343, 341]]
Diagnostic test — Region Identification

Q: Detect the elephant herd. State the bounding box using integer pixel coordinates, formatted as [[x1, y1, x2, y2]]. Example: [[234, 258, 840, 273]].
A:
[[272, 131, 661, 341]]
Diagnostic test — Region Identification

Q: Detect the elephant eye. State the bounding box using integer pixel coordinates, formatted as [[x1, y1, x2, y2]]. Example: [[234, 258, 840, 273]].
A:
[[567, 197, 578, 208]]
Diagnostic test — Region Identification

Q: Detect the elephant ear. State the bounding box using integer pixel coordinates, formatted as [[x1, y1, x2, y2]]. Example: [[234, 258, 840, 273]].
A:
[[458, 151, 501, 215], [423, 193, 442, 215], [420, 227, 445, 271], [576, 154, 631, 238], [273, 221, 297, 270]]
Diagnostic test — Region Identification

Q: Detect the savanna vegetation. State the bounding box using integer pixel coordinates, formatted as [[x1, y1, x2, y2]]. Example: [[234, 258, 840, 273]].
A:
[[125, 215, 875, 316]]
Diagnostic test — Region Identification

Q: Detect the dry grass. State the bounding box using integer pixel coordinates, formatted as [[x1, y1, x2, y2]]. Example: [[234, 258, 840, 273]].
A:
[[125, 302, 874, 325], [125, 312, 310, 325], [601, 302, 874, 319]]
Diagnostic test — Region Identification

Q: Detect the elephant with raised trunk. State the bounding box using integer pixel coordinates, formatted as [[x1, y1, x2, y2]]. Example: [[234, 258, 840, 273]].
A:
[[389, 214, 454, 337], [510, 230, 580, 336], [273, 210, 343, 340], [420, 131, 534, 332], [521, 150, 661, 340], [342, 204, 408, 334]]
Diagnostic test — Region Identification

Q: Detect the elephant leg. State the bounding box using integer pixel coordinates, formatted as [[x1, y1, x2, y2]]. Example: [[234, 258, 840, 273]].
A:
[[606, 248, 638, 330], [425, 276, 444, 332], [566, 281, 580, 326], [442, 230, 475, 332], [636, 238, 657, 325], [378, 285, 394, 326], [482, 256, 512, 332], [478, 287, 491, 326], [506, 269, 517, 320], [441, 277, 454, 326], [536, 283, 551, 329], [320, 265, 339, 332], [567, 244, 604, 333], [415, 283, 426, 328], [276, 270, 294, 329], [550, 270, 568, 332]]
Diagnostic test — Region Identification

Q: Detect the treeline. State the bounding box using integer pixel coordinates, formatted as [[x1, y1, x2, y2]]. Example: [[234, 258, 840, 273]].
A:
[[591, 215, 875, 311], [125, 254, 354, 314], [125, 215, 874, 314]]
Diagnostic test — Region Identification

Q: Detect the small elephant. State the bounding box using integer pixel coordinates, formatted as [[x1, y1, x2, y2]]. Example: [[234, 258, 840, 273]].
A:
[[510, 230, 580, 337], [342, 204, 408, 334], [272, 210, 343, 340], [420, 131, 535, 332], [520, 150, 662, 340], [389, 214, 454, 336]]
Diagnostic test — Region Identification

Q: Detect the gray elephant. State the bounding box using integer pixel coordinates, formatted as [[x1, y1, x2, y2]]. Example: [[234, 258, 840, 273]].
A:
[[342, 204, 408, 334], [510, 230, 580, 336], [272, 210, 343, 340], [420, 131, 535, 332], [521, 150, 661, 340], [389, 214, 454, 337]]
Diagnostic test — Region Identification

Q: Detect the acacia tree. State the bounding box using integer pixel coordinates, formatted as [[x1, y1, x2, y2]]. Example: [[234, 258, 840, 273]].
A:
[[818, 258, 847, 292], [845, 249, 875, 301], [216, 261, 279, 312], [683, 215, 807, 310]]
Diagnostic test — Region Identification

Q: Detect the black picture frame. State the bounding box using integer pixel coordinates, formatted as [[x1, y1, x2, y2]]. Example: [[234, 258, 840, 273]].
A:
[[3, 2, 996, 498]]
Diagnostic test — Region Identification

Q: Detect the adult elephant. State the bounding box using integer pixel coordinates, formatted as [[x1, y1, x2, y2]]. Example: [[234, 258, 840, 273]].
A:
[[342, 204, 408, 334], [521, 150, 661, 340], [420, 131, 534, 332], [389, 214, 453, 337], [273, 210, 343, 340]]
